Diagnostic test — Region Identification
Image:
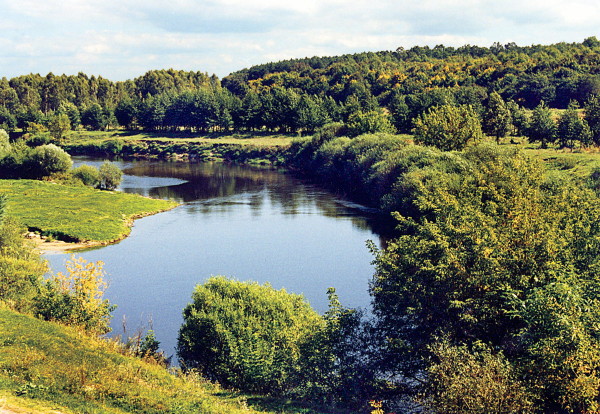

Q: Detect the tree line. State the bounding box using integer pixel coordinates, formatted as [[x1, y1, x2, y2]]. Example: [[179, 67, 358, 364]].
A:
[[1, 38, 600, 148]]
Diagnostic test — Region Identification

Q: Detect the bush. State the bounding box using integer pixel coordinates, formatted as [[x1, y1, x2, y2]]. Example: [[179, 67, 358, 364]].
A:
[[34, 256, 115, 335], [347, 110, 396, 137], [177, 276, 323, 394], [423, 340, 533, 413], [413, 104, 483, 150], [0, 217, 47, 309], [25, 132, 53, 147], [97, 161, 122, 190], [25, 144, 73, 178], [0, 129, 10, 157], [72, 164, 100, 187]]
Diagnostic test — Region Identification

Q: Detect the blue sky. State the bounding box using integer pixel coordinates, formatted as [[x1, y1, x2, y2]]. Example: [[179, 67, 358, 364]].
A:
[[0, 0, 598, 81]]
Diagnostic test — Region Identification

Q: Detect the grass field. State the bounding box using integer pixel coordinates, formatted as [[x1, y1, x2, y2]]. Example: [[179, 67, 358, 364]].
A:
[[0, 306, 325, 414], [0, 180, 177, 242]]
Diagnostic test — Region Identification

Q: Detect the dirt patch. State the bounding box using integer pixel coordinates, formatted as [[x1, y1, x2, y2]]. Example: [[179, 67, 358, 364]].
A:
[[27, 233, 104, 254]]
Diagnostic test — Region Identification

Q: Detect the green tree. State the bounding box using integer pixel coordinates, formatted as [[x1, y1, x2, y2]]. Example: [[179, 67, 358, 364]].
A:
[[370, 144, 600, 411], [47, 112, 71, 144], [0, 129, 10, 156], [483, 91, 513, 143], [584, 94, 600, 146], [114, 99, 137, 129], [177, 276, 322, 394], [81, 103, 106, 130], [346, 110, 396, 137], [413, 104, 483, 151], [528, 101, 556, 148], [0, 107, 17, 132], [97, 161, 122, 190], [557, 101, 592, 148], [57, 102, 81, 130]]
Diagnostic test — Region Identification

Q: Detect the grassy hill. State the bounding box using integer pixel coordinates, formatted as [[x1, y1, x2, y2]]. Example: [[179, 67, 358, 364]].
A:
[[0, 306, 326, 414]]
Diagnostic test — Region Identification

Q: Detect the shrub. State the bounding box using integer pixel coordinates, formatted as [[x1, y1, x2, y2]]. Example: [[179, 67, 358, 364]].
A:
[[423, 340, 533, 413], [413, 104, 483, 151], [177, 276, 323, 394], [0, 217, 47, 309], [25, 132, 53, 147], [347, 110, 396, 137], [0, 129, 10, 156], [72, 164, 100, 187], [25, 144, 73, 178], [97, 161, 122, 190], [34, 256, 115, 335]]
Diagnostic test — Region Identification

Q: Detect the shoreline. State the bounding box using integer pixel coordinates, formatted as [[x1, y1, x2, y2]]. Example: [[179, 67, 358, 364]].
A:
[[30, 205, 179, 255]]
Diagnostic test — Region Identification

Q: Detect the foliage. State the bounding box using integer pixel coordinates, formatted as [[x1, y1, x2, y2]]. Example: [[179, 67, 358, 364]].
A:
[[347, 110, 396, 137], [413, 104, 483, 150], [584, 94, 600, 146], [423, 340, 533, 413], [369, 143, 600, 411], [72, 164, 100, 187], [47, 112, 71, 143], [528, 101, 556, 148], [0, 217, 47, 310], [34, 256, 115, 335], [293, 288, 379, 411], [556, 101, 592, 148], [24, 143, 73, 178], [0, 129, 10, 157], [177, 276, 323, 395], [97, 161, 123, 190], [482, 91, 513, 142]]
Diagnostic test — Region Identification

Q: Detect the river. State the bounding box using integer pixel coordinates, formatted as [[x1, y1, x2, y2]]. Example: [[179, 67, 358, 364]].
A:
[[45, 157, 383, 358]]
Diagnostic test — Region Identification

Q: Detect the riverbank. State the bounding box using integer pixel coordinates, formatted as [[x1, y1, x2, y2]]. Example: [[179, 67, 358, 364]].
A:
[[62, 130, 294, 165], [0, 179, 178, 249]]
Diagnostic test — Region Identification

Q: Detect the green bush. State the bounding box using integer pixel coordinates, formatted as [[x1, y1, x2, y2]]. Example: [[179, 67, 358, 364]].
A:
[[0, 129, 10, 156], [34, 256, 115, 335], [423, 340, 533, 413], [413, 104, 483, 150], [177, 276, 323, 394], [0, 217, 47, 309], [72, 164, 100, 187], [25, 143, 73, 178], [98, 161, 123, 190]]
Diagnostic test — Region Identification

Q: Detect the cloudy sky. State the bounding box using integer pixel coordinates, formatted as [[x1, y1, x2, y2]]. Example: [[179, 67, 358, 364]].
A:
[[0, 0, 598, 81]]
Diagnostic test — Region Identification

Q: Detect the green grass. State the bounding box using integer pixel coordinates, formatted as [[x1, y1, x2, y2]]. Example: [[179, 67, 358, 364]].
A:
[[66, 130, 295, 147], [0, 180, 178, 242], [0, 306, 324, 414]]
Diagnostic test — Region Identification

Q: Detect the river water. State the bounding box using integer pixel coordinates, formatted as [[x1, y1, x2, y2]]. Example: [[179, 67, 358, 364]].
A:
[[45, 157, 383, 358]]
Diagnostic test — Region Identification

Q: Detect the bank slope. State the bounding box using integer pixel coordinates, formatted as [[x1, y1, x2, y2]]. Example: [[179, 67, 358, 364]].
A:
[[0, 307, 313, 414]]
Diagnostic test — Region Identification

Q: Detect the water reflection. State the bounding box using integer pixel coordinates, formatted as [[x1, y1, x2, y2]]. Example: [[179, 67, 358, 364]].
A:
[[55, 156, 386, 356]]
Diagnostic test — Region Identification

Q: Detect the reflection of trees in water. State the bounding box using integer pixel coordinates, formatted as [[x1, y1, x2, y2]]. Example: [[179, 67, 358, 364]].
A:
[[122, 159, 390, 241]]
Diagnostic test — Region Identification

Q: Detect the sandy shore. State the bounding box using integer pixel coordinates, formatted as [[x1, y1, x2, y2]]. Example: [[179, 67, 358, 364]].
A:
[[29, 235, 105, 254]]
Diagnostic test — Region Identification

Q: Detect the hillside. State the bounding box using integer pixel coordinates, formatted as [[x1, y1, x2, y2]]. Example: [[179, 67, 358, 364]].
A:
[[0, 306, 325, 414]]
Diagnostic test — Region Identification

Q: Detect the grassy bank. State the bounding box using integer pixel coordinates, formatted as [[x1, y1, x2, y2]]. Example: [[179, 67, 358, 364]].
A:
[[61, 130, 293, 165], [0, 306, 323, 414], [0, 180, 177, 242]]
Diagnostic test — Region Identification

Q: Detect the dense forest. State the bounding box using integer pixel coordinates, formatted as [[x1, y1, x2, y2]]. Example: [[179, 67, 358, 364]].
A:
[[3, 38, 600, 413], [1, 37, 600, 145]]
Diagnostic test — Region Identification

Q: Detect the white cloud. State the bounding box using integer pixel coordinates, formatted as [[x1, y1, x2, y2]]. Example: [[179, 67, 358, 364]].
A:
[[0, 0, 598, 80]]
